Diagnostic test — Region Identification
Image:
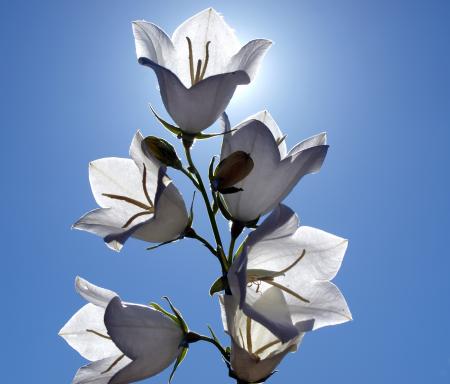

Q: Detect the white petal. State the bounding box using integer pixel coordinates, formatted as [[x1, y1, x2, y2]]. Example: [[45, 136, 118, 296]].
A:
[[142, 62, 248, 133], [230, 339, 289, 384], [258, 144, 329, 218], [59, 303, 120, 361], [220, 119, 281, 222], [288, 132, 327, 156], [289, 226, 348, 281], [132, 20, 175, 69], [72, 355, 131, 384], [104, 297, 183, 363], [88, 158, 148, 210], [287, 281, 352, 330], [221, 115, 328, 222], [246, 205, 298, 251], [109, 356, 174, 384], [72, 208, 152, 252], [243, 110, 287, 157], [242, 286, 306, 343], [129, 130, 161, 194], [171, 8, 241, 85], [132, 176, 188, 243], [75, 277, 117, 308], [227, 39, 272, 82]]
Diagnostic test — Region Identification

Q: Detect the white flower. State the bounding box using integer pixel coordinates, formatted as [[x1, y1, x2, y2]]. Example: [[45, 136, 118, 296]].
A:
[[73, 131, 188, 251], [132, 8, 272, 134], [228, 204, 352, 343], [219, 294, 313, 383], [59, 277, 185, 384], [220, 111, 328, 224]]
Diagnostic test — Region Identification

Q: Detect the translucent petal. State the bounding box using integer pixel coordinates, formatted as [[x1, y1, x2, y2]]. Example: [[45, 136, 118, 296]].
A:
[[75, 277, 117, 308], [59, 303, 120, 361], [72, 355, 131, 384]]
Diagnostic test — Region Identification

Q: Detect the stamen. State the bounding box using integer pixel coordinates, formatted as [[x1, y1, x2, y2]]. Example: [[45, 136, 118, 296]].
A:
[[246, 317, 253, 354], [101, 354, 125, 374], [254, 339, 281, 356], [186, 37, 195, 86], [199, 41, 211, 81], [102, 193, 152, 210], [239, 328, 245, 348], [142, 163, 153, 207], [194, 59, 202, 84], [278, 249, 306, 275], [263, 280, 310, 303], [86, 329, 111, 340], [122, 210, 153, 228]]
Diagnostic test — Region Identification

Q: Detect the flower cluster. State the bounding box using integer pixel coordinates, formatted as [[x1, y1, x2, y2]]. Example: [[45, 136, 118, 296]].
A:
[[60, 8, 351, 384]]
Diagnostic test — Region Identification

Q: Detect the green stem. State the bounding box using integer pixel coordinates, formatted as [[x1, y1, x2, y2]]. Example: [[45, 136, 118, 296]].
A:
[[181, 167, 200, 189], [183, 140, 228, 272], [194, 334, 230, 362], [185, 228, 217, 257]]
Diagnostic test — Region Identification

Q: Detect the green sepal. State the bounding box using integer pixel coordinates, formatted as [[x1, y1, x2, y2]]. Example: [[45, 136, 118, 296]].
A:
[[149, 302, 181, 327], [169, 346, 188, 383], [209, 276, 226, 296], [208, 156, 217, 183], [219, 186, 243, 194], [163, 296, 189, 333], [187, 191, 196, 227], [194, 128, 236, 140], [149, 105, 182, 137], [217, 195, 233, 221]]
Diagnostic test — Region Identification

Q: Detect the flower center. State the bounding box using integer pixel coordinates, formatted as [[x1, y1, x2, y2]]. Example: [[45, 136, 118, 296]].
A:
[[102, 163, 155, 228], [238, 317, 282, 360], [247, 249, 310, 303], [186, 37, 211, 86]]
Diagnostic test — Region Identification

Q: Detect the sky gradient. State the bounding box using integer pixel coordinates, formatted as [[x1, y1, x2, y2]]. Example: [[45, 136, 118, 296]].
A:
[[2, 0, 450, 383]]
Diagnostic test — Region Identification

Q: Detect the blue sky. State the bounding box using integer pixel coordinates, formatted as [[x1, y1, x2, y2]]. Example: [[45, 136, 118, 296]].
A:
[[1, 0, 450, 383]]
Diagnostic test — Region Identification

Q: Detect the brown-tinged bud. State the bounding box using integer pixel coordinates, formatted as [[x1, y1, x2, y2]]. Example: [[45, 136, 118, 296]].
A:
[[142, 136, 183, 170], [212, 151, 254, 194]]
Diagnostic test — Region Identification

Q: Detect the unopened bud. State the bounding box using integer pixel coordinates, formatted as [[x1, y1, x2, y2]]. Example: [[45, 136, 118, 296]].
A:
[[142, 136, 183, 169], [212, 151, 254, 194]]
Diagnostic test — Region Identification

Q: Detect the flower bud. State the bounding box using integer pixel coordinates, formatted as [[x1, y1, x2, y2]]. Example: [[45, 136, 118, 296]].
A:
[[142, 136, 183, 169], [212, 151, 254, 194]]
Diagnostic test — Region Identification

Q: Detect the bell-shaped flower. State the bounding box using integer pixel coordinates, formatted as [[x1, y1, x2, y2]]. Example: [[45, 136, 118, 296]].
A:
[[59, 277, 185, 384], [220, 111, 328, 224], [219, 294, 314, 383], [228, 204, 352, 343], [132, 8, 272, 134], [73, 131, 189, 251]]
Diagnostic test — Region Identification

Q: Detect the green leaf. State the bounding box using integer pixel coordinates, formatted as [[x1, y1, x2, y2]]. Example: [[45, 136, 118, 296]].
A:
[[209, 276, 226, 296], [169, 347, 188, 383], [149, 105, 182, 137], [163, 296, 189, 333]]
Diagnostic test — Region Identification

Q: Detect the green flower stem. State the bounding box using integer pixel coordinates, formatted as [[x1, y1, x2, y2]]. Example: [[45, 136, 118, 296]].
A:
[[182, 139, 228, 273], [228, 236, 237, 265], [180, 167, 200, 190], [186, 332, 230, 362], [184, 228, 217, 257]]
